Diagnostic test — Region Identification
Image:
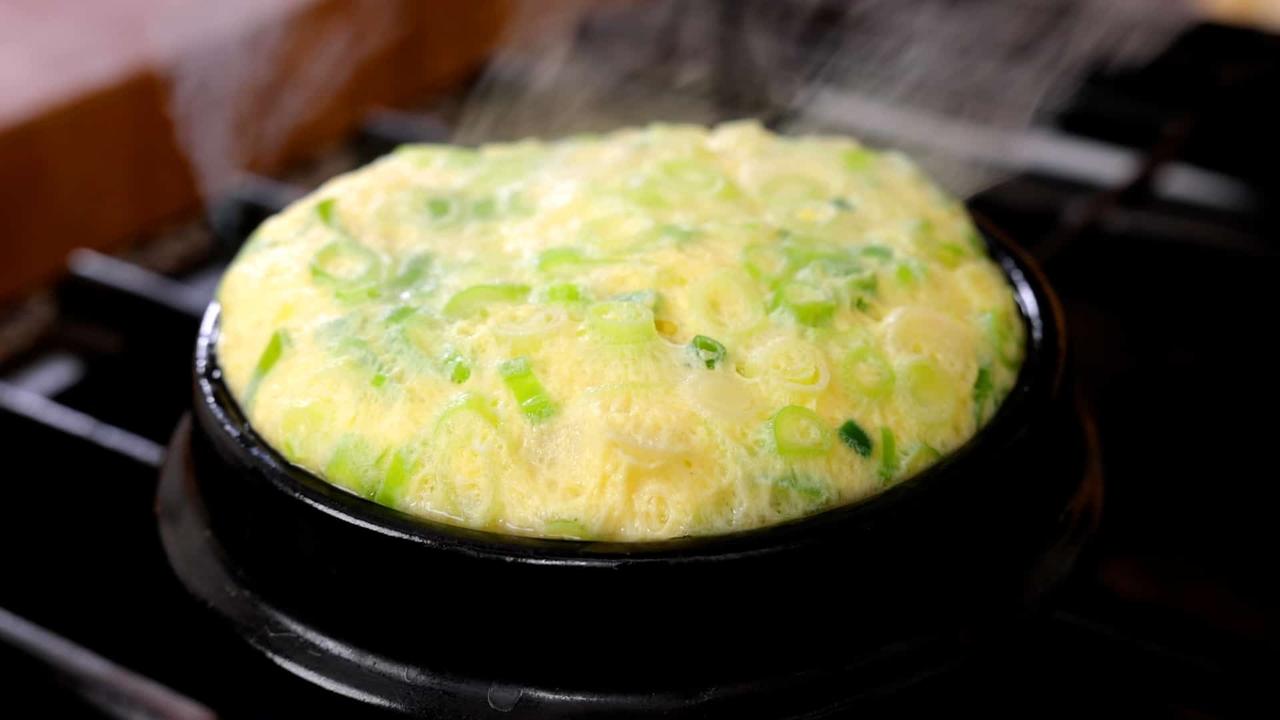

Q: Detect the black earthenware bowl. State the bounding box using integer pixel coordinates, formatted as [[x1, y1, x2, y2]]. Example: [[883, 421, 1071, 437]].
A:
[[158, 218, 1099, 718]]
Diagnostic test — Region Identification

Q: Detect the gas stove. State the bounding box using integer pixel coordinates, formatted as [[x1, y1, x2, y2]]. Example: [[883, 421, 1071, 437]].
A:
[[2, 18, 1276, 719]]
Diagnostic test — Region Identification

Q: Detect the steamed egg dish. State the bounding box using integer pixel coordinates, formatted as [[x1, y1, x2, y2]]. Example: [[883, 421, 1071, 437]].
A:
[[216, 121, 1025, 541]]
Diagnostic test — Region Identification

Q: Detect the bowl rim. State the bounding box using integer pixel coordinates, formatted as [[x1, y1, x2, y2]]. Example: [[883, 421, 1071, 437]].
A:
[[194, 216, 1067, 567]]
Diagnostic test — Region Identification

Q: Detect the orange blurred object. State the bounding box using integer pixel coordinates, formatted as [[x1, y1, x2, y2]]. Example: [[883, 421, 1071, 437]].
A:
[[0, 0, 509, 301]]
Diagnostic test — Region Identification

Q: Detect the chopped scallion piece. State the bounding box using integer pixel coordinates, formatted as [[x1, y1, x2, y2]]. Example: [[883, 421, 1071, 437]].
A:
[[980, 308, 1022, 368], [878, 427, 898, 483], [389, 252, 432, 291], [849, 271, 878, 294], [545, 518, 590, 539], [743, 243, 789, 283], [860, 245, 893, 261], [842, 343, 894, 399], [325, 435, 383, 498], [774, 470, 830, 502], [544, 283, 584, 303], [443, 283, 529, 319], [443, 350, 471, 384], [587, 301, 657, 344], [973, 365, 994, 423], [499, 357, 556, 422], [612, 289, 659, 309], [374, 449, 416, 506], [690, 335, 726, 369], [385, 305, 416, 324], [243, 329, 289, 409], [315, 198, 339, 227], [778, 282, 836, 327], [894, 261, 924, 286], [771, 405, 831, 457], [425, 195, 461, 225], [838, 419, 873, 457], [902, 443, 942, 476], [537, 247, 592, 272], [843, 147, 876, 172], [311, 241, 383, 292], [437, 393, 499, 428]]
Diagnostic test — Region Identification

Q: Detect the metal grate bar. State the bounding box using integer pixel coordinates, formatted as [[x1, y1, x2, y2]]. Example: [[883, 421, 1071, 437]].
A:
[[0, 606, 217, 720]]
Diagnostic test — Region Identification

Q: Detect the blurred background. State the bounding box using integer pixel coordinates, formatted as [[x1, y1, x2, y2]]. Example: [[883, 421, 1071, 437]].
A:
[[1, 0, 1277, 717]]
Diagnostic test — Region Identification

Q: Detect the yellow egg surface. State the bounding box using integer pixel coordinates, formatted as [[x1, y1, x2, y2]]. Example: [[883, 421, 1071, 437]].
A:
[[216, 121, 1025, 541]]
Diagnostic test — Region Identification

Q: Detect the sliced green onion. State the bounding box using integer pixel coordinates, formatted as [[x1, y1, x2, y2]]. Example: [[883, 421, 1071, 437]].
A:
[[544, 283, 584, 303], [424, 195, 462, 226], [660, 158, 726, 194], [966, 228, 986, 253], [843, 147, 876, 172], [771, 405, 831, 458], [443, 350, 471, 384], [437, 392, 499, 429], [660, 224, 701, 243], [910, 222, 969, 268], [759, 341, 828, 390], [830, 197, 855, 212], [254, 329, 288, 378], [384, 305, 416, 324], [626, 159, 727, 208], [902, 443, 942, 476], [696, 272, 766, 334], [537, 247, 593, 272], [849, 270, 878, 295], [325, 435, 383, 498], [325, 332, 392, 389], [690, 335, 726, 369], [778, 282, 836, 327], [743, 243, 790, 284], [388, 252, 432, 292], [878, 427, 898, 483], [315, 198, 339, 227], [860, 245, 893, 261], [838, 419, 873, 458], [842, 343, 895, 399], [443, 283, 529, 319], [612, 289, 659, 309], [774, 470, 831, 502], [375, 449, 417, 507], [972, 365, 994, 424], [432, 394, 503, 524], [468, 195, 499, 220], [279, 399, 332, 460], [979, 308, 1022, 368], [499, 357, 556, 422], [545, 518, 590, 539], [894, 260, 925, 286], [782, 242, 840, 272], [587, 301, 657, 344], [243, 329, 289, 409], [901, 358, 958, 422], [311, 241, 383, 292]]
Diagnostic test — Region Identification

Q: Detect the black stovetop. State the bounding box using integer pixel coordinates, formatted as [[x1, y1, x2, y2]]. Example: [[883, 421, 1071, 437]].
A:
[[2, 20, 1276, 719]]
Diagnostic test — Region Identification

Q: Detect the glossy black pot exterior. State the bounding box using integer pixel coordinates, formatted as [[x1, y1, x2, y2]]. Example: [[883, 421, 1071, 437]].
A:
[[159, 222, 1097, 718]]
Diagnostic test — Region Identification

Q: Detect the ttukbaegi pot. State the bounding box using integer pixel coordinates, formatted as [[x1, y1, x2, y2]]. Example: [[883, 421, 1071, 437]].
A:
[[158, 218, 1100, 718]]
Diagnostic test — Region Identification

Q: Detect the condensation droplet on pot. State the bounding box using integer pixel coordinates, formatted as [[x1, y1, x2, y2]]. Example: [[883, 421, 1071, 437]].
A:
[[487, 684, 522, 712]]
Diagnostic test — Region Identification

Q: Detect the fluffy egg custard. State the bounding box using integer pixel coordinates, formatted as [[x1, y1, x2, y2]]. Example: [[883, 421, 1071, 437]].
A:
[[216, 122, 1025, 541]]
